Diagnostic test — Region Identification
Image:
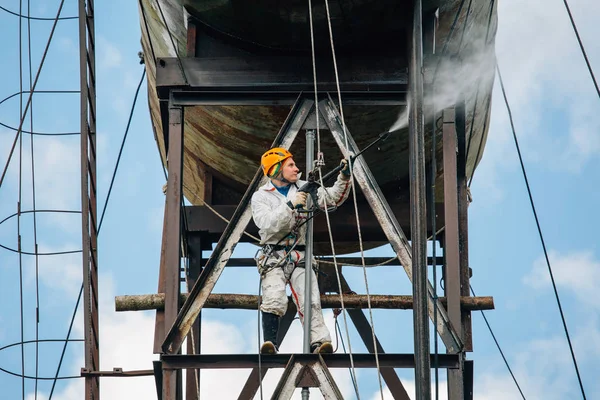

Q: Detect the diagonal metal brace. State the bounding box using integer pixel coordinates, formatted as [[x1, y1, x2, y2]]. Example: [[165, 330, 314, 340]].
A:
[[319, 97, 463, 353], [161, 96, 315, 354], [271, 355, 344, 400]]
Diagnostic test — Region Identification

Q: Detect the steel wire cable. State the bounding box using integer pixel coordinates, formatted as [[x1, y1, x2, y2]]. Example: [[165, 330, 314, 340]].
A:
[[496, 62, 587, 399], [45, 67, 146, 397], [470, 285, 526, 399], [0, 4, 76, 20], [560, 0, 600, 99], [0, 0, 68, 188], [98, 69, 146, 232], [24, 0, 42, 395], [18, 1, 26, 394], [154, 0, 188, 85], [319, 0, 362, 395], [138, 0, 156, 65]]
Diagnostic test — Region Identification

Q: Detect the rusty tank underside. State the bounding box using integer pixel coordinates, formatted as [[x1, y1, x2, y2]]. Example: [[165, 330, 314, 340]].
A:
[[137, 0, 498, 253]]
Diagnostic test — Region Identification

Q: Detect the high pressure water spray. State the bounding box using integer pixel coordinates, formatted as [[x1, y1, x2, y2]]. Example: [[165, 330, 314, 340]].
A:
[[295, 128, 400, 212]]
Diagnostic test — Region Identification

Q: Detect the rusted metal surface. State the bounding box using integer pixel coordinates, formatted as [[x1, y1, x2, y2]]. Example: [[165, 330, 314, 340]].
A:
[[320, 98, 462, 353], [136, 1, 498, 239], [162, 98, 313, 355], [162, 105, 184, 400], [409, 1, 431, 397], [442, 107, 464, 400], [457, 100, 473, 352], [79, 0, 99, 398], [80, 368, 154, 377], [116, 293, 494, 312]]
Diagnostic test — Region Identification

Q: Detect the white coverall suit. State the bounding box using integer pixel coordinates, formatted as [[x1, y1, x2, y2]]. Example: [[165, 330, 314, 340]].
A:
[[251, 174, 351, 345]]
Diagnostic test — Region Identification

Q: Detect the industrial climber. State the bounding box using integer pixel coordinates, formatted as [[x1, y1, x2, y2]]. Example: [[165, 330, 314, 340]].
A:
[[251, 147, 352, 355]]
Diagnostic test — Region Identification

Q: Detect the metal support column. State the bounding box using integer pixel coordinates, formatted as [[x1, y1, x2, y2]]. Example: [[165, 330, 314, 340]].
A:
[[186, 234, 204, 400], [302, 129, 316, 399], [409, 0, 431, 398], [456, 101, 473, 351], [79, 0, 98, 398], [162, 105, 185, 400], [442, 107, 464, 400]]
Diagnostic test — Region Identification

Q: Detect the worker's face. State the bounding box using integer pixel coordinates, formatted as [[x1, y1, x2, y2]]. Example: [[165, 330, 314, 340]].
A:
[[281, 157, 300, 183]]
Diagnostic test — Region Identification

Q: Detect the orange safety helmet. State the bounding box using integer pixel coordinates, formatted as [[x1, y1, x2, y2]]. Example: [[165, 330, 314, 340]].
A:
[[261, 147, 293, 178]]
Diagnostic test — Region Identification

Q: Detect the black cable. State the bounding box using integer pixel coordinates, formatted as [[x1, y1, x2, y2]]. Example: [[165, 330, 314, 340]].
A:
[[0, 0, 68, 188], [47, 67, 147, 398], [560, 0, 600, 99], [464, 0, 495, 167], [48, 284, 84, 398], [155, 0, 189, 85], [0, 242, 81, 256], [138, 0, 156, 62], [18, 2, 26, 394], [496, 63, 587, 400], [470, 286, 526, 399], [0, 339, 83, 352], [0, 5, 76, 20], [0, 366, 81, 381], [0, 90, 79, 106], [0, 120, 78, 136], [0, 209, 81, 226], [25, 0, 41, 395], [98, 69, 146, 232], [456, 0, 473, 52]]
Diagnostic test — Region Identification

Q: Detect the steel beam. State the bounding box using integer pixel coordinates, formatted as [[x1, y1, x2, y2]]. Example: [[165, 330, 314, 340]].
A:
[[409, 1, 432, 397], [186, 234, 203, 400], [456, 101, 473, 351], [161, 353, 460, 370], [182, 202, 446, 243], [162, 97, 314, 354], [168, 90, 407, 107], [161, 105, 185, 400], [443, 108, 464, 400], [319, 97, 462, 354], [270, 356, 344, 400], [79, 0, 99, 398], [155, 56, 409, 100]]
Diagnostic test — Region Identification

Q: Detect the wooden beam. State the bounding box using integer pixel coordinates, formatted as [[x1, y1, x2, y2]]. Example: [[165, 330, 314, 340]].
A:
[[116, 293, 494, 312]]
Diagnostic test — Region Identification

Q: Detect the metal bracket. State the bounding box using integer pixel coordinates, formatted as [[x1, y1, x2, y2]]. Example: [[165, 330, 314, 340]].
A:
[[271, 355, 344, 400]]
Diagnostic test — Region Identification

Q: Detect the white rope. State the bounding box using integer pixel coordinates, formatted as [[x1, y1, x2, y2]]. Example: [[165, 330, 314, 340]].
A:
[[322, 0, 384, 397], [316, 169, 360, 398], [307, 0, 360, 396], [308, 0, 321, 158], [318, 257, 398, 268], [182, 183, 262, 242]]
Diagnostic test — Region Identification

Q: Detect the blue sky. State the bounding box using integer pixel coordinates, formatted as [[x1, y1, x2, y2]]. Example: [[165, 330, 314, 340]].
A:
[[1, 0, 599, 399]]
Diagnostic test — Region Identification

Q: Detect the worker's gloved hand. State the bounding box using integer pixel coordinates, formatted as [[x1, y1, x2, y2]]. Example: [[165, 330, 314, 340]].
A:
[[339, 159, 351, 180], [288, 191, 308, 210]]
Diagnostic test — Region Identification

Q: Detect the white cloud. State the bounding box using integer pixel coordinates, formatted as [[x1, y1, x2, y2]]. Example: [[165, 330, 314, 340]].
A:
[[473, 0, 600, 194], [97, 37, 123, 70], [524, 249, 600, 308]]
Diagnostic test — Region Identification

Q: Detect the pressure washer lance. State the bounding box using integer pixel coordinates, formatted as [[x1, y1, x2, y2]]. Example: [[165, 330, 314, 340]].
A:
[[295, 128, 398, 212]]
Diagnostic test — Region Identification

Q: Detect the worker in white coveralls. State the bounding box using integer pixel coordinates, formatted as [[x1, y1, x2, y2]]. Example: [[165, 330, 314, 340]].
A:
[[251, 147, 352, 355]]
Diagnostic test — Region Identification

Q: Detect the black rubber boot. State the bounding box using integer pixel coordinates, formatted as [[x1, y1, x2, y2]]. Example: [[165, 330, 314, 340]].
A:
[[261, 312, 280, 354]]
